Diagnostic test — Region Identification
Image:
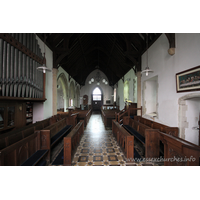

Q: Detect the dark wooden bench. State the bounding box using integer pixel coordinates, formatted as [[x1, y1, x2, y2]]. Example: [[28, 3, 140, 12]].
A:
[[0, 114, 66, 150], [116, 106, 142, 124], [21, 150, 49, 166], [160, 131, 200, 166], [40, 118, 72, 148], [57, 111, 79, 129], [50, 125, 72, 147], [101, 106, 120, 127], [22, 118, 72, 165], [122, 116, 161, 159], [63, 120, 84, 166], [0, 131, 50, 166], [73, 109, 91, 127], [134, 116, 179, 137], [112, 120, 135, 161]]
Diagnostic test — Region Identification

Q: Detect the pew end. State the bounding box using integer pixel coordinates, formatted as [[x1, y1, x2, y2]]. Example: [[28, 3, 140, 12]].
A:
[[63, 120, 84, 166], [145, 129, 160, 159]]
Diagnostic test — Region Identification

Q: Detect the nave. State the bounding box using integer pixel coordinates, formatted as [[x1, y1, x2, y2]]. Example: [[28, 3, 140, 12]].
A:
[[51, 112, 163, 166]]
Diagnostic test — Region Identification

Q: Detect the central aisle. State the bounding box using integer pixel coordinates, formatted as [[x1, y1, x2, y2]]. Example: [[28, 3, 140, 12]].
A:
[[71, 112, 127, 166]]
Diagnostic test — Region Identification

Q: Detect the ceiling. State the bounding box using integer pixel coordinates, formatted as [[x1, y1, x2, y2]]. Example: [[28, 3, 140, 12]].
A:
[[36, 33, 163, 86]]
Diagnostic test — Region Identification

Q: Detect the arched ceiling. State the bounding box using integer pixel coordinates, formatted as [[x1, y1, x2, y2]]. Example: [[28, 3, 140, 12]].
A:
[[36, 33, 163, 86]]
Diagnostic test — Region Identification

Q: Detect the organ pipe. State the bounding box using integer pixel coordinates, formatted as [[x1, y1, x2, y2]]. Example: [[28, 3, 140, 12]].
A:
[[0, 33, 45, 99]]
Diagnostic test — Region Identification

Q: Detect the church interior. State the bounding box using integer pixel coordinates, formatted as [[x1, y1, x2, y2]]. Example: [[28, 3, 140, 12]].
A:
[[1, 33, 200, 168], [1, 2, 200, 199]]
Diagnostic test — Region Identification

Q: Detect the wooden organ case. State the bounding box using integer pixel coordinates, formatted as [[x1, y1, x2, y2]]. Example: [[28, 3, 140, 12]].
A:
[[0, 33, 46, 133]]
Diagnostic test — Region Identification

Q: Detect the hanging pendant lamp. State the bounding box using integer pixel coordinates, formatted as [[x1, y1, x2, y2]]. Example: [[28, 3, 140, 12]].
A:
[[141, 33, 153, 76]]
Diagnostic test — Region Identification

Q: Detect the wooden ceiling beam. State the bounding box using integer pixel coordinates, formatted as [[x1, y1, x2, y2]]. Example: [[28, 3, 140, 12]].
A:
[[165, 33, 176, 55], [36, 33, 54, 51], [78, 36, 88, 67]]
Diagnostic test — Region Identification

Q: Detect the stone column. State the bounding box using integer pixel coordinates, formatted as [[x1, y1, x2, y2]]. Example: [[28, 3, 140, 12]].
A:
[[52, 68, 58, 115], [137, 71, 142, 116]]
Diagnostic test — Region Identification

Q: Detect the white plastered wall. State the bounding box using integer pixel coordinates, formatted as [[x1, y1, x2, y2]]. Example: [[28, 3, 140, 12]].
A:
[[117, 68, 137, 110], [141, 33, 200, 144], [33, 35, 53, 123], [80, 69, 113, 105]]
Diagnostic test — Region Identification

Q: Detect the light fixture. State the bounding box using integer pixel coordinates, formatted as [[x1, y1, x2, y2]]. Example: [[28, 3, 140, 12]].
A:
[[88, 34, 109, 85], [88, 71, 109, 85], [37, 34, 51, 74], [141, 33, 153, 76]]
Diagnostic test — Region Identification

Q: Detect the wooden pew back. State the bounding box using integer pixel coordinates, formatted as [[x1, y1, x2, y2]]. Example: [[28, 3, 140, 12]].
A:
[[41, 118, 67, 138], [160, 131, 200, 166], [0, 114, 65, 150], [112, 120, 134, 160], [134, 116, 179, 137], [63, 120, 84, 166], [101, 109, 119, 127], [123, 116, 160, 159], [0, 131, 50, 166]]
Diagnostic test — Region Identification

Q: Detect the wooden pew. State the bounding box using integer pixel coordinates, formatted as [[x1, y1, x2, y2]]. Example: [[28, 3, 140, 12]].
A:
[[0, 114, 67, 151], [73, 109, 92, 127], [63, 120, 84, 166], [160, 131, 200, 166], [116, 106, 142, 124], [101, 108, 119, 127], [112, 120, 134, 161], [123, 116, 161, 159], [0, 131, 50, 166], [57, 112, 78, 129], [134, 116, 179, 137], [39, 118, 72, 149]]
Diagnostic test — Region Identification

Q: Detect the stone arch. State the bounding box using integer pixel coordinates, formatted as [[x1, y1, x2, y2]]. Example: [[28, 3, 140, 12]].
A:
[[57, 73, 69, 111], [178, 92, 200, 144]]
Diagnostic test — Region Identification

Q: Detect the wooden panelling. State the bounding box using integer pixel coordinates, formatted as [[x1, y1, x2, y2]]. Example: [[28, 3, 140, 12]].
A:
[[63, 120, 84, 166]]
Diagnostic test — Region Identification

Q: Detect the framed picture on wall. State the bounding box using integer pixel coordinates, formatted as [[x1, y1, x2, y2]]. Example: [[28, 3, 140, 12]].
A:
[[176, 65, 200, 93]]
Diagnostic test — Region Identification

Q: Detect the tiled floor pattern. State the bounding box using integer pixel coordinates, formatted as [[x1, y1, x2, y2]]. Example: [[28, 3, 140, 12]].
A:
[[50, 112, 164, 166], [71, 130, 127, 166], [69, 112, 163, 166]]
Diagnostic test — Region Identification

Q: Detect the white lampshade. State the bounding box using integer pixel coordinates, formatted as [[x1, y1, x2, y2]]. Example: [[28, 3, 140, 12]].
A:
[[91, 78, 94, 82], [141, 66, 153, 76], [37, 64, 51, 73]]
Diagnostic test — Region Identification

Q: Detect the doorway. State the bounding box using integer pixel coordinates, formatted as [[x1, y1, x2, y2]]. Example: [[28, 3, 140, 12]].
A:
[[92, 87, 103, 111]]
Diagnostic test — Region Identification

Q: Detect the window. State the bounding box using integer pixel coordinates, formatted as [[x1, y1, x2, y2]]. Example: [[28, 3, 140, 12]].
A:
[[143, 76, 158, 118], [124, 80, 129, 102], [93, 87, 101, 101], [114, 88, 116, 102], [69, 99, 73, 106]]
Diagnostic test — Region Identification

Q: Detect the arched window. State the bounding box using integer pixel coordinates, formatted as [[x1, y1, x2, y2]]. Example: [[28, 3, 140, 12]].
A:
[[124, 80, 129, 102], [93, 87, 101, 101], [114, 88, 116, 102]]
